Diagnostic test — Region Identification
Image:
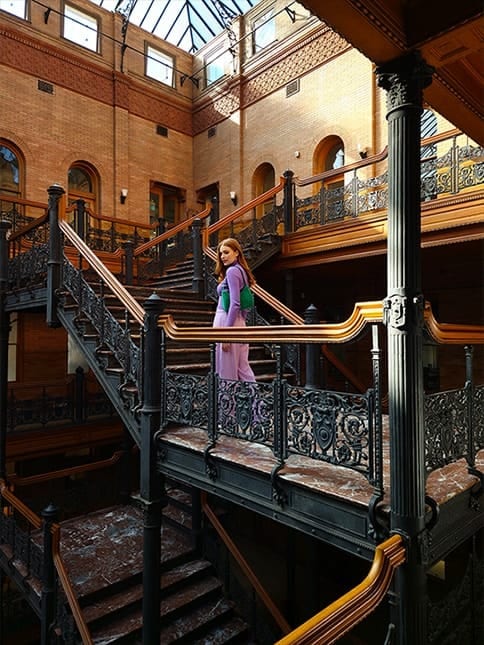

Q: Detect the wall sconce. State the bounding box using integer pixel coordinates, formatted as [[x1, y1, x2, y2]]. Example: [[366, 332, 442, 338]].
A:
[[120, 188, 128, 204], [229, 191, 237, 206], [358, 145, 369, 159]]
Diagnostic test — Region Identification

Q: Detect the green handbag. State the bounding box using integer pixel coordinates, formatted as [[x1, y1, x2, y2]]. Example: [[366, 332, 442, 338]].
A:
[[221, 283, 254, 313]]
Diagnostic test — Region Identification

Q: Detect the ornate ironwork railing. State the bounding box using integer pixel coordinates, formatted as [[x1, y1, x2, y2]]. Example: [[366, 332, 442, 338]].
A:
[[293, 130, 484, 231], [7, 377, 115, 431], [424, 383, 484, 473]]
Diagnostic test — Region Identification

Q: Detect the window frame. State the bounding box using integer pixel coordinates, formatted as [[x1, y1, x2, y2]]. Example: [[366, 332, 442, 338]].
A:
[[252, 7, 276, 54], [146, 44, 175, 88], [62, 3, 100, 53], [0, 0, 28, 20]]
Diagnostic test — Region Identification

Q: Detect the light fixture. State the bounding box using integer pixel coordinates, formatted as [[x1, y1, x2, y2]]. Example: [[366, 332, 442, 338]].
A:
[[120, 188, 128, 204], [358, 145, 369, 159], [229, 191, 237, 206]]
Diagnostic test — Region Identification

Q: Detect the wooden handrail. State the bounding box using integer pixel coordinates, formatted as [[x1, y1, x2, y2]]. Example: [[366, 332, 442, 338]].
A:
[[52, 525, 94, 644], [202, 177, 285, 246], [65, 202, 157, 231], [134, 206, 211, 257], [424, 302, 484, 344], [59, 220, 144, 324], [0, 478, 93, 642], [294, 127, 462, 187], [8, 210, 49, 242], [9, 450, 124, 486], [275, 534, 406, 645], [201, 492, 291, 635], [0, 478, 42, 529], [158, 300, 384, 344]]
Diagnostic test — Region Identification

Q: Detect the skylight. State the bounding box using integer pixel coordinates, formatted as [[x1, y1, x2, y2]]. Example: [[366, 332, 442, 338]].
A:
[[90, 0, 261, 53]]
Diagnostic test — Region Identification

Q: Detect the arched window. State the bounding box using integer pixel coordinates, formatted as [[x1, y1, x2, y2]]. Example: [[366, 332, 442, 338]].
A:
[[253, 162, 275, 216], [68, 162, 99, 212], [313, 136, 346, 221], [0, 141, 22, 197]]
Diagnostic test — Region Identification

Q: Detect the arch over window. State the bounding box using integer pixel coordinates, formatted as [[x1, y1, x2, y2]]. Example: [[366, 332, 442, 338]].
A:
[[68, 162, 99, 212], [313, 135, 345, 176], [253, 162, 275, 216], [0, 140, 23, 197]]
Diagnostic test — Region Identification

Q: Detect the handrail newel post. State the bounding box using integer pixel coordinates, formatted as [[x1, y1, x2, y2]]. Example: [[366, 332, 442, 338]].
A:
[[283, 170, 294, 234], [464, 345, 475, 469], [192, 218, 204, 297], [0, 220, 12, 481], [304, 304, 321, 389], [47, 183, 65, 328], [140, 293, 164, 645], [74, 199, 86, 240], [41, 502, 58, 645]]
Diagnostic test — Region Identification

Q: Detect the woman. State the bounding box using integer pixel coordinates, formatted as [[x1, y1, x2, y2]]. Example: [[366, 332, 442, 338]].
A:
[[213, 238, 256, 381]]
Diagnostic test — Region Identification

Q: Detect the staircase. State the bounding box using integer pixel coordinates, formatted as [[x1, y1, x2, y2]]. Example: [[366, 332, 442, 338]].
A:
[[25, 485, 253, 644]]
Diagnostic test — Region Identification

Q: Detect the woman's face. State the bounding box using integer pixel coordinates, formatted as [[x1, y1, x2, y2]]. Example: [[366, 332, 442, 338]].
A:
[[219, 244, 239, 267]]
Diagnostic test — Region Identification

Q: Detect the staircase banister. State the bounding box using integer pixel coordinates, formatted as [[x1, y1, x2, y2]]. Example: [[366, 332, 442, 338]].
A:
[[203, 177, 285, 245], [59, 220, 144, 324], [9, 450, 125, 487], [65, 202, 157, 232], [158, 300, 384, 344], [274, 534, 406, 645], [133, 206, 212, 257], [7, 210, 49, 242], [0, 193, 50, 209], [201, 492, 291, 635], [0, 478, 42, 529], [294, 127, 463, 188], [52, 525, 94, 645], [424, 302, 484, 345]]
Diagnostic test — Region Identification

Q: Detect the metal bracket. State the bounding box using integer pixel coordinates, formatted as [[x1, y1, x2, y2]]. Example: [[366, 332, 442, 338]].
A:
[[204, 443, 218, 481], [271, 462, 287, 506], [368, 492, 389, 541]]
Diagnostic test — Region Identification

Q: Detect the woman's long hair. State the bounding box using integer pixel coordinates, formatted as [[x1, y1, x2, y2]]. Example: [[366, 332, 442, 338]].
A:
[[215, 238, 255, 286]]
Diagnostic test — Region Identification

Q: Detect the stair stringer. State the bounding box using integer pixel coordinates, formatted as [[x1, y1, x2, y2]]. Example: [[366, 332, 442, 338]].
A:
[[57, 305, 142, 447]]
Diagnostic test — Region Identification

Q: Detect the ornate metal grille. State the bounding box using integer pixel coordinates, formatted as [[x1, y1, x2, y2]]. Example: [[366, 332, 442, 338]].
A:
[[286, 386, 373, 475]]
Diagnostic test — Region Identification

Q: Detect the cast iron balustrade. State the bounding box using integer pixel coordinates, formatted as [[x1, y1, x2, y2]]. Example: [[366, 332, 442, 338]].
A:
[[293, 130, 483, 231]]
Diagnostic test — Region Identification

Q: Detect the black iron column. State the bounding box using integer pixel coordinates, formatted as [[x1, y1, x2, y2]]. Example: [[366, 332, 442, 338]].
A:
[[377, 52, 434, 645], [140, 293, 164, 645], [192, 218, 204, 296], [0, 221, 12, 481], [283, 170, 294, 234], [40, 503, 58, 645], [304, 304, 321, 389], [47, 183, 65, 328]]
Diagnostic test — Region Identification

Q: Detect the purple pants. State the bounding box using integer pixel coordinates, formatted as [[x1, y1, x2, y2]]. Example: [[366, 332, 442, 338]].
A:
[[213, 309, 255, 382]]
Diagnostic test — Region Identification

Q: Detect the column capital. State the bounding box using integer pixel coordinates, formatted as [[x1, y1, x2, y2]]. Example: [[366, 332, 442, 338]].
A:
[[376, 51, 434, 112]]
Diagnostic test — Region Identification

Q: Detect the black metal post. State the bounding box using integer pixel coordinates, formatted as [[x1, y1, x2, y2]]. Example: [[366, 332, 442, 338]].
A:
[[140, 294, 164, 645], [74, 199, 86, 240], [74, 366, 85, 423], [192, 218, 204, 296], [209, 196, 219, 248], [283, 170, 294, 234], [47, 183, 65, 328], [40, 503, 58, 645], [304, 304, 321, 389], [124, 240, 134, 286], [284, 269, 294, 310], [0, 220, 11, 481], [377, 52, 434, 645]]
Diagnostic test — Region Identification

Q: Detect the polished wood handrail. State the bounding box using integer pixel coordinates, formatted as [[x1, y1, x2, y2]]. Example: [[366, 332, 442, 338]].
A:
[[0, 478, 42, 529], [0, 478, 93, 642], [60, 220, 144, 324], [9, 450, 124, 486], [275, 534, 406, 645], [294, 128, 462, 187], [8, 210, 49, 242], [134, 206, 211, 256], [201, 492, 291, 635], [158, 300, 384, 344], [424, 302, 484, 344], [202, 177, 285, 246], [65, 202, 157, 231], [52, 525, 94, 644]]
